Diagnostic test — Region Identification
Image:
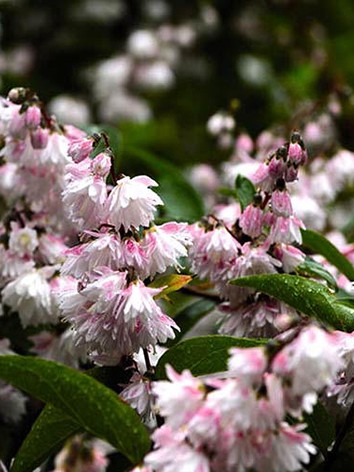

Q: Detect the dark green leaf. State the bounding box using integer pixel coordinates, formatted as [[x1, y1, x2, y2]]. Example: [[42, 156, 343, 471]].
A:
[[11, 405, 82, 472], [11, 364, 134, 472], [301, 229, 354, 281], [231, 274, 354, 331], [0, 356, 150, 465], [296, 257, 338, 290], [159, 291, 203, 318], [155, 335, 266, 379], [326, 428, 354, 471], [304, 402, 335, 458], [235, 175, 256, 211], [218, 187, 239, 199], [125, 146, 204, 222]]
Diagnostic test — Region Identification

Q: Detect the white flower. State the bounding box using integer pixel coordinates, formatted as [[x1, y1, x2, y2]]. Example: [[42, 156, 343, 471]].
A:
[[127, 30, 160, 59], [153, 365, 205, 429], [105, 175, 163, 231], [142, 222, 192, 276], [8, 225, 39, 257], [2, 268, 55, 327], [272, 326, 343, 415]]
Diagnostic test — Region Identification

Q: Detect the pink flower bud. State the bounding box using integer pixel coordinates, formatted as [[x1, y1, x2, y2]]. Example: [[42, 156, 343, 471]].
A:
[[271, 190, 293, 217], [288, 142, 305, 166], [239, 204, 263, 238], [25, 106, 41, 128], [9, 108, 27, 139], [268, 156, 286, 178], [285, 164, 298, 182], [91, 152, 111, 177], [68, 138, 93, 163], [30, 127, 49, 149]]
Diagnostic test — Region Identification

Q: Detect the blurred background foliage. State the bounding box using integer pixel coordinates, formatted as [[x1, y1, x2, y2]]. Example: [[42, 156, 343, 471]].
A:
[[1, 0, 354, 165]]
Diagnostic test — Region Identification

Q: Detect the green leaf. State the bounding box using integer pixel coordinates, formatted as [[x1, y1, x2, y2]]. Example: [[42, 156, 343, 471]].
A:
[[155, 335, 267, 379], [11, 365, 135, 472], [11, 405, 82, 472], [125, 146, 205, 222], [296, 257, 338, 290], [149, 274, 192, 299], [231, 274, 354, 331], [218, 187, 239, 199], [301, 229, 354, 281], [235, 175, 256, 211], [0, 356, 150, 465], [304, 401, 335, 458]]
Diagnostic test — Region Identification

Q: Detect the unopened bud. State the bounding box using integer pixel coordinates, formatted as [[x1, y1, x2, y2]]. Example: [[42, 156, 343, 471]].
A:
[[30, 127, 49, 149], [68, 138, 93, 163], [25, 106, 41, 129], [7, 87, 28, 104], [91, 152, 111, 177]]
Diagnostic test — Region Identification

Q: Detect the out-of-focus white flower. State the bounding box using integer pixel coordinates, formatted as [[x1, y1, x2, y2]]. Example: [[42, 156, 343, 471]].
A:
[[98, 93, 152, 123], [92, 56, 133, 99], [127, 30, 160, 59], [207, 112, 235, 136], [8, 225, 38, 257], [291, 194, 326, 232], [2, 268, 55, 327], [49, 95, 91, 127], [134, 61, 175, 90]]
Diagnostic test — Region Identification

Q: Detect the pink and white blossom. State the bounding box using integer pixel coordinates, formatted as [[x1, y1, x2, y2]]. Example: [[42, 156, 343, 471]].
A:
[[105, 175, 163, 231]]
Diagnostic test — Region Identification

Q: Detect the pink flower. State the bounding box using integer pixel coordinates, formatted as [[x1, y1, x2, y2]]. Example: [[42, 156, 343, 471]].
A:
[[38, 233, 68, 264], [62, 155, 109, 229], [228, 347, 267, 386], [272, 326, 343, 415], [288, 141, 307, 166], [121, 237, 149, 278], [61, 232, 123, 277], [153, 365, 205, 428], [120, 372, 155, 425], [111, 280, 179, 350], [142, 222, 192, 276], [238, 204, 264, 238], [105, 175, 163, 231], [271, 190, 293, 217], [268, 216, 304, 245], [25, 105, 41, 128], [190, 225, 240, 283], [273, 244, 305, 273], [68, 137, 94, 163], [30, 127, 49, 149], [252, 163, 276, 193], [145, 425, 210, 472], [261, 423, 316, 472]]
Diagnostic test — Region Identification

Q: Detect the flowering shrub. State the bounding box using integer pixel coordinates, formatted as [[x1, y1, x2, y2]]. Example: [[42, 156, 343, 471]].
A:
[[0, 85, 354, 472]]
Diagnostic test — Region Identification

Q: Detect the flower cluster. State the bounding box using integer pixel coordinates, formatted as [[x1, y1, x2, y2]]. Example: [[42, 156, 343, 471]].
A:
[[57, 131, 192, 364], [0, 88, 92, 379], [188, 131, 307, 338], [134, 325, 343, 472]]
